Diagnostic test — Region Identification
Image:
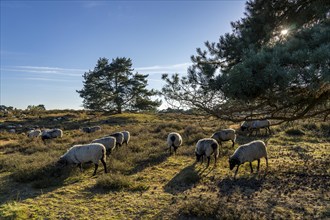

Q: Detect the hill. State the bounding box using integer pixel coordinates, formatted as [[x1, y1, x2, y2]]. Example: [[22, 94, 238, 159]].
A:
[[0, 111, 329, 219]]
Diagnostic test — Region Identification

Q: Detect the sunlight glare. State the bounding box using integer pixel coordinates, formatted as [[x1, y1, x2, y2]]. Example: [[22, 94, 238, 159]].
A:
[[281, 29, 288, 35]]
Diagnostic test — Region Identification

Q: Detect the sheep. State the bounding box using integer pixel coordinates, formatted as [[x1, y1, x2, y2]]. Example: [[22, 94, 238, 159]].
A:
[[57, 143, 107, 176], [27, 129, 41, 138], [90, 126, 101, 133], [108, 132, 124, 147], [91, 136, 116, 156], [41, 128, 63, 142], [167, 132, 182, 155], [229, 140, 268, 178], [211, 129, 236, 147], [121, 131, 130, 146], [240, 120, 271, 136], [81, 126, 101, 133], [195, 138, 219, 168]]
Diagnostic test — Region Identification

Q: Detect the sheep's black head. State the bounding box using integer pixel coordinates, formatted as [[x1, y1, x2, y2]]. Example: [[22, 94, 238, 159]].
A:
[[195, 152, 202, 162], [229, 157, 239, 170], [240, 126, 247, 131], [56, 157, 68, 167]]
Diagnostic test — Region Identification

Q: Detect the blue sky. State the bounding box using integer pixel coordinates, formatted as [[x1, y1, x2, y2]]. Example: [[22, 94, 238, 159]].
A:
[[1, 0, 246, 110]]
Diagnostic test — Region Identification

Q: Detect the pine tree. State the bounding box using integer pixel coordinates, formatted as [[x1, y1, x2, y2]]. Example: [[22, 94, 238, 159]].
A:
[[162, 0, 330, 123], [77, 57, 161, 113]]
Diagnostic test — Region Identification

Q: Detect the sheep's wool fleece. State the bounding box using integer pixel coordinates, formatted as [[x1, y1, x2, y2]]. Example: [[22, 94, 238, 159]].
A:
[[167, 132, 182, 147], [110, 133, 124, 145], [252, 120, 269, 128], [212, 129, 236, 141], [61, 143, 106, 164], [122, 131, 130, 143], [92, 137, 116, 151], [195, 138, 219, 157], [232, 140, 267, 163]]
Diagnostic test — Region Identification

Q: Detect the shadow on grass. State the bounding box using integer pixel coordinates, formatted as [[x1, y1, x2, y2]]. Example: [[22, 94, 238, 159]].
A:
[[0, 164, 82, 205], [164, 163, 200, 195], [218, 175, 265, 197], [128, 151, 170, 175]]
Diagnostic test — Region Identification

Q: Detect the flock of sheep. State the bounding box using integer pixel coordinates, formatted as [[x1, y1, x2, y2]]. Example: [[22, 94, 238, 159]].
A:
[[26, 119, 271, 178], [168, 119, 270, 178]]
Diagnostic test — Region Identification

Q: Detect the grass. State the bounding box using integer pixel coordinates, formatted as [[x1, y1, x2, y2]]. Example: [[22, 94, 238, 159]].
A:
[[0, 111, 329, 219]]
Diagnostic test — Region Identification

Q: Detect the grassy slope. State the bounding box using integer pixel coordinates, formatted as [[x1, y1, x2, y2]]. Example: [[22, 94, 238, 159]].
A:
[[0, 111, 329, 219]]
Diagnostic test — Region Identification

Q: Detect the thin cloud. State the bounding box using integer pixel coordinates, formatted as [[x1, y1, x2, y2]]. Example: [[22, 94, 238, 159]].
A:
[[2, 66, 87, 77], [135, 62, 191, 75]]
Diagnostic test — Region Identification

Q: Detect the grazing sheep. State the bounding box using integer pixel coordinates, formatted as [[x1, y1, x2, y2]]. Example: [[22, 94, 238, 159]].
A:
[[41, 128, 63, 142], [240, 120, 271, 136], [58, 143, 107, 176], [167, 132, 182, 155], [90, 126, 101, 133], [27, 129, 41, 138], [92, 136, 116, 156], [121, 131, 130, 146], [81, 126, 101, 133], [109, 132, 124, 147], [211, 129, 236, 147], [229, 140, 268, 178], [195, 138, 219, 168]]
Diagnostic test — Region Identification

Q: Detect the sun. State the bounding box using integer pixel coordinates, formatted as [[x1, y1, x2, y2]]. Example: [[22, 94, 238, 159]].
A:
[[280, 29, 289, 35]]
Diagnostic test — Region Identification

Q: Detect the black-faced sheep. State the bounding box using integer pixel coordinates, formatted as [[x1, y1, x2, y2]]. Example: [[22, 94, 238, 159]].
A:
[[41, 128, 63, 142], [229, 140, 268, 178], [211, 129, 236, 147], [81, 126, 101, 133], [58, 143, 107, 176], [167, 132, 182, 155], [241, 120, 271, 136], [195, 138, 219, 168], [91, 136, 116, 156]]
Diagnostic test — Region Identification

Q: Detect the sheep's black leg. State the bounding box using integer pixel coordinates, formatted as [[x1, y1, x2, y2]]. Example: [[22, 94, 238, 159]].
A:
[[234, 165, 240, 178], [201, 155, 204, 164], [169, 145, 172, 155], [232, 140, 235, 147], [101, 158, 107, 173], [93, 163, 98, 176], [174, 146, 178, 155], [265, 157, 268, 171], [249, 162, 253, 173], [78, 163, 83, 172], [214, 154, 217, 167], [206, 156, 210, 168], [257, 159, 260, 172]]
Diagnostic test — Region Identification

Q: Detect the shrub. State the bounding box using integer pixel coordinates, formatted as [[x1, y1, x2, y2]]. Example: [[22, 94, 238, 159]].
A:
[[95, 173, 149, 192], [285, 128, 305, 136]]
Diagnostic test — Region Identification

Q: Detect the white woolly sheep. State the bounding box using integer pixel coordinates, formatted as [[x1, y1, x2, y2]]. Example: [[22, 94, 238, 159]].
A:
[[195, 138, 219, 168], [211, 129, 236, 147], [167, 132, 182, 155], [241, 120, 271, 136], [27, 129, 41, 138], [92, 136, 116, 156], [58, 143, 107, 176], [121, 131, 130, 146], [41, 128, 63, 142], [229, 140, 268, 178], [109, 132, 124, 147]]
